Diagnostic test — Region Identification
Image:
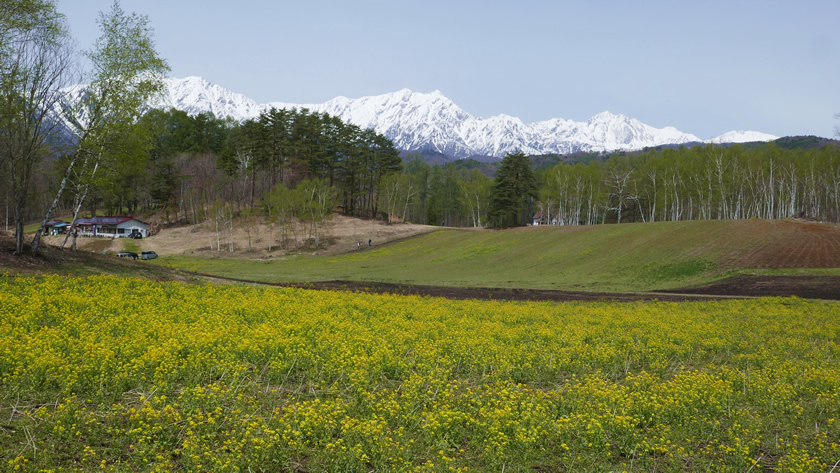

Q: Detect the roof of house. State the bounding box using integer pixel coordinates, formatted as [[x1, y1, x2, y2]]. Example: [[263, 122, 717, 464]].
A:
[[74, 216, 147, 226]]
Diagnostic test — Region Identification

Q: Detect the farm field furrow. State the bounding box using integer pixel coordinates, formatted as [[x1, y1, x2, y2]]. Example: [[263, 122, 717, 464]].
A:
[[1, 274, 838, 472], [160, 219, 840, 293]]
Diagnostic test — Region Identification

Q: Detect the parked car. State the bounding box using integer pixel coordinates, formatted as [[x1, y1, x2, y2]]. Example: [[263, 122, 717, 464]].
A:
[[127, 231, 143, 239], [140, 250, 158, 260], [116, 251, 138, 260]]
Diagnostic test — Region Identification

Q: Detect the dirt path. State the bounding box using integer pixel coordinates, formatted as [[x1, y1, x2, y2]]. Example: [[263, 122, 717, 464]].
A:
[[182, 271, 840, 302], [41, 215, 438, 258], [14, 217, 840, 302], [4, 233, 839, 302]]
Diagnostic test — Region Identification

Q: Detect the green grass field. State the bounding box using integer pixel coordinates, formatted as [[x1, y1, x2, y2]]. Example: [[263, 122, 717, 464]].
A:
[[160, 219, 840, 292]]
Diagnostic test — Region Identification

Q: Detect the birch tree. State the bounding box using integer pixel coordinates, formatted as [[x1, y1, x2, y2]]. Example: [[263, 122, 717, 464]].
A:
[[380, 172, 407, 224], [605, 162, 633, 224], [298, 177, 336, 248], [459, 169, 491, 227], [32, 0, 169, 255]]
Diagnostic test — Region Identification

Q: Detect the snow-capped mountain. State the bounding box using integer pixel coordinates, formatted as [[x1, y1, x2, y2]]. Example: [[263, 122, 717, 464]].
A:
[[706, 130, 779, 144], [153, 76, 265, 119], [149, 76, 775, 159]]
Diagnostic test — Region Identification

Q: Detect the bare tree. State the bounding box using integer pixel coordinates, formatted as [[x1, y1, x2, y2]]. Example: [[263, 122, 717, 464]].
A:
[[605, 166, 634, 224], [0, 0, 72, 254]]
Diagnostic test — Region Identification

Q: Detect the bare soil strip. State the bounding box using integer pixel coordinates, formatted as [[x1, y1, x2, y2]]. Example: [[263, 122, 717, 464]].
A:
[[658, 274, 840, 300], [6, 217, 840, 302], [184, 271, 840, 302]]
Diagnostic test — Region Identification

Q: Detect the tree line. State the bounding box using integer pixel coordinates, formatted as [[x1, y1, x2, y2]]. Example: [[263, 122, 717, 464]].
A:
[[4, 2, 839, 258], [365, 141, 840, 229], [137, 107, 401, 251], [538, 142, 840, 225]]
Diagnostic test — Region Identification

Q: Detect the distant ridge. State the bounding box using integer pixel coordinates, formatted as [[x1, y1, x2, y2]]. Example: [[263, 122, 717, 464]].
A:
[[707, 130, 779, 144], [76, 76, 781, 159], [772, 135, 840, 150]]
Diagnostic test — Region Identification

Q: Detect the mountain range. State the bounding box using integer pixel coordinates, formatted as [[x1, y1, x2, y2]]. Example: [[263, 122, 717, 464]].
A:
[[150, 76, 778, 160]]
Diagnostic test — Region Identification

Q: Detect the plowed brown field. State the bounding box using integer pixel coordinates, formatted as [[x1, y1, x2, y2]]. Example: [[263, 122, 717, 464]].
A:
[[718, 219, 840, 269]]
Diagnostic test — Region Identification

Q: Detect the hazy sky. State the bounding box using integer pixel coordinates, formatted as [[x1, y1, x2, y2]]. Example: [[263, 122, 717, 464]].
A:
[[58, 0, 838, 140]]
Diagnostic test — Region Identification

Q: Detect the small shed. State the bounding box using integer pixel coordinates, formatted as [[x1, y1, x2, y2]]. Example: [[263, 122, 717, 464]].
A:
[[532, 211, 548, 226], [74, 216, 148, 238], [45, 220, 70, 235], [532, 211, 560, 226]]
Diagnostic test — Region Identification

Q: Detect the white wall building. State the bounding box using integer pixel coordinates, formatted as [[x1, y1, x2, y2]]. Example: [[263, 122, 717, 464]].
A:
[[74, 216, 148, 238]]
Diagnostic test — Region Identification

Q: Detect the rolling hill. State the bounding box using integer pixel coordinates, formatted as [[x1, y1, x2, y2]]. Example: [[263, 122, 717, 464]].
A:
[[160, 219, 840, 293]]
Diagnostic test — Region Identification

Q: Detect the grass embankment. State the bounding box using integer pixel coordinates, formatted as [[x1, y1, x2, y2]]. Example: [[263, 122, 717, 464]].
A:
[[161, 219, 840, 292], [0, 232, 189, 282], [2, 274, 838, 471]]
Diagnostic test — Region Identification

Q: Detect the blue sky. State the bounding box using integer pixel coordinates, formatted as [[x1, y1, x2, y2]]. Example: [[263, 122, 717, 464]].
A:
[[59, 0, 838, 140]]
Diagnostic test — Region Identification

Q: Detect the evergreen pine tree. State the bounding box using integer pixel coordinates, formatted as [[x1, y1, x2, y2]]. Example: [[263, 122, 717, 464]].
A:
[[489, 152, 536, 227]]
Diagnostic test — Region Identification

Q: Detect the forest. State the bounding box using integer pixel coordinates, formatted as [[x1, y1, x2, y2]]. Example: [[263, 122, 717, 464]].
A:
[[6, 95, 840, 253], [14, 103, 840, 225]]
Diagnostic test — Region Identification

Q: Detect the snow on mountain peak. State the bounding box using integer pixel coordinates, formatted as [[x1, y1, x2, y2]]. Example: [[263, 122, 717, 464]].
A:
[[589, 111, 624, 122], [145, 77, 774, 159], [154, 76, 262, 119], [707, 130, 779, 144]]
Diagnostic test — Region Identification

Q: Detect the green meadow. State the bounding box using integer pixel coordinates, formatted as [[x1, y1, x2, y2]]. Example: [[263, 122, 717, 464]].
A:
[[160, 219, 836, 292]]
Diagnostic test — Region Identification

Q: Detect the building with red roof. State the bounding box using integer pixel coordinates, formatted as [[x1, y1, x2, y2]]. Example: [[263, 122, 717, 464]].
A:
[[73, 216, 148, 238]]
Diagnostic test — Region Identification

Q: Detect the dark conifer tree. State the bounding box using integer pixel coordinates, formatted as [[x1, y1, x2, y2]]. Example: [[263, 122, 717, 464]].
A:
[[489, 152, 537, 227]]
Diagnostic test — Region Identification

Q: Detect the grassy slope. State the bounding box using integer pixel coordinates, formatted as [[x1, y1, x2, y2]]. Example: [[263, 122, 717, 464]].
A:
[[161, 219, 840, 292], [0, 232, 195, 282]]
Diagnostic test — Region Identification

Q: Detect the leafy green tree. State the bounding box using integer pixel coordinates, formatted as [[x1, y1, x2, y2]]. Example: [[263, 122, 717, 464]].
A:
[[489, 152, 536, 227], [459, 168, 492, 227], [256, 107, 290, 188], [264, 182, 300, 250], [297, 177, 336, 248], [33, 0, 169, 254], [95, 120, 156, 216], [135, 108, 233, 223], [380, 172, 412, 224], [0, 1, 61, 56], [402, 154, 432, 223], [0, 0, 71, 254], [362, 130, 402, 218], [426, 164, 460, 226], [139, 109, 180, 218]]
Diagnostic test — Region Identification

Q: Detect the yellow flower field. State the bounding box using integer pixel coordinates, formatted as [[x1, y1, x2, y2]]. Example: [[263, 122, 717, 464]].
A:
[[1, 274, 838, 472]]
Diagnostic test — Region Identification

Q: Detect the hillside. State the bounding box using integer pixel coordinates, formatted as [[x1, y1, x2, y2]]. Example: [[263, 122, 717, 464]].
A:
[[159, 219, 840, 293], [4, 217, 839, 298], [35, 215, 436, 259]]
